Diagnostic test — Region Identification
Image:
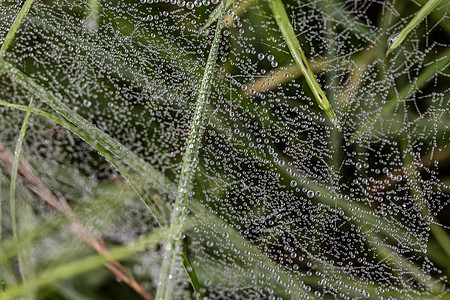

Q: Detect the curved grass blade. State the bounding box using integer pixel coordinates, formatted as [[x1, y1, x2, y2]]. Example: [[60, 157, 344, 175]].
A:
[[8, 97, 33, 288], [0, 100, 168, 225], [386, 0, 444, 56], [0, 0, 35, 56], [156, 2, 225, 300], [268, 0, 339, 128]]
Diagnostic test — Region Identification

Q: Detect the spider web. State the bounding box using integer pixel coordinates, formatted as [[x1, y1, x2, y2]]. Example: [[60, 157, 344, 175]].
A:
[[0, 0, 449, 298]]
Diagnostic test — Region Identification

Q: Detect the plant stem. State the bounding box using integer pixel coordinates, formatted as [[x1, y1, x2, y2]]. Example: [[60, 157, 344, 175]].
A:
[[268, 0, 339, 128], [386, 0, 444, 56], [9, 97, 33, 287], [155, 2, 225, 299], [86, 0, 100, 31], [202, 0, 233, 30], [0, 0, 35, 56]]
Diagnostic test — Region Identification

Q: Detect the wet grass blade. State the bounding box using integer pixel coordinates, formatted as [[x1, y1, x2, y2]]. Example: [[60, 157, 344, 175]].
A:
[[268, 0, 339, 128], [8, 97, 33, 287], [0, 57, 173, 200], [202, 0, 233, 30], [0, 0, 35, 56], [386, 0, 444, 56], [156, 2, 225, 299]]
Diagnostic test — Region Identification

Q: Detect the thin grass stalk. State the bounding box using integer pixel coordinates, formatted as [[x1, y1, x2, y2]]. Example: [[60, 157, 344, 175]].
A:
[[155, 2, 225, 299], [202, 0, 233, 30], [0, 0, 35, 56], [9, 97, 33, 287], [386, 0, 444, 56], [0, 0, 35, 291], [241, 58, 327, 97], [268, 0, 339, 127]]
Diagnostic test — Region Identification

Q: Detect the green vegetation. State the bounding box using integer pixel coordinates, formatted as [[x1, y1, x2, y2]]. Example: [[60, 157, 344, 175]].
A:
[[0, 0, 449, 299]]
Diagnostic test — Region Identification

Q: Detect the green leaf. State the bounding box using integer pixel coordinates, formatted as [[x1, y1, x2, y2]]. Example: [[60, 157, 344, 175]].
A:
[[155, 2, 226, 299], [0, 0, 35, 56], [8, 97, 33, 287], [386, 0, 444, 56], [268, 0, 339, 128]]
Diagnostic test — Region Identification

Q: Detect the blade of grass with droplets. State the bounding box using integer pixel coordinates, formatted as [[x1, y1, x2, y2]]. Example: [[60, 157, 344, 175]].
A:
[[9, 97, 33, 287], [268, 0, 338, 127], [0, 0, 35, 56], [202, 0, 233, 30], [156, 2, 225, 300], [0, 100, 168, 225], [386, 0, 444, 56]]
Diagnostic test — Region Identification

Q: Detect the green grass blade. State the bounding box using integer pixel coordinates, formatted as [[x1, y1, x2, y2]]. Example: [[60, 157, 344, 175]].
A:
[[156, 2, 225, 299], [0, 0, 35, 56], [268, 0, 339, 128], [9, 97, 33, 287], [202, 0, 233, 30], [386, 0, 444, 56], [3, 227, 167, 299], [0, 100, 168, 225]]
